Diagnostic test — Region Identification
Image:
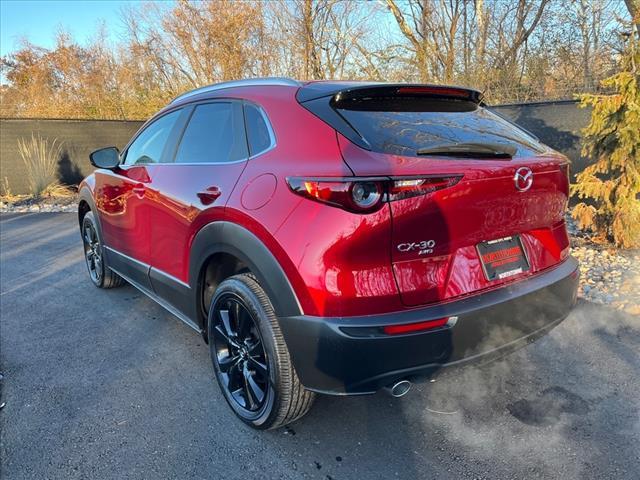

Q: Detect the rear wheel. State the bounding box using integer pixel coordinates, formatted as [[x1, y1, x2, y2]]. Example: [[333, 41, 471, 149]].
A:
[[81, 211, 124, 289], [208, 273, 314, 429]]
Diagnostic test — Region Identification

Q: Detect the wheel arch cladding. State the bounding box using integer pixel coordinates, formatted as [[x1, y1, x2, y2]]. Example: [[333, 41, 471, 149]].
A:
[[78, 188, 94, 224], [189, 222, 303, 322], [78, 199, 91, 225], [78, 187, 103, 238]]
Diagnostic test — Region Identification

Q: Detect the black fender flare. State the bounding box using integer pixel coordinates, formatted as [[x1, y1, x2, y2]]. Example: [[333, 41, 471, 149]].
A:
[[189, 221, 303, 327], [78, 187, 102, 239]]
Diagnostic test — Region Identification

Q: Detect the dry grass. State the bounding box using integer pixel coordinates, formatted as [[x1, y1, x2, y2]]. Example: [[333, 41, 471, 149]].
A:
[[2, 136, 76, 206], [17, 134, 64, 198], [0, 186, 75, 206], [41, 182, 75, 198], [0, 177, 21, 202]]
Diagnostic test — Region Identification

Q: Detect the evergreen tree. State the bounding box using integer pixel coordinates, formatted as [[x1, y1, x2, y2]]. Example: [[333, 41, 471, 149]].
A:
[[572, 31, 640, 248]]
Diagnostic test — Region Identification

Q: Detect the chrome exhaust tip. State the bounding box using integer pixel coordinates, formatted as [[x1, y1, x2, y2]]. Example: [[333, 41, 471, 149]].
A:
[[384, 380, 412, 398]]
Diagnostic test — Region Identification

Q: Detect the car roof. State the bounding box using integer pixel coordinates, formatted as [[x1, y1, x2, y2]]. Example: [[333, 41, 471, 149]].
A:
[[170, 77, 483, 106], [170, 78, 303, 105]]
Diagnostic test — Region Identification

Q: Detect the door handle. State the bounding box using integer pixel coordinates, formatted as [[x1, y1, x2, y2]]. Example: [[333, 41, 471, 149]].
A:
[[132, 184, 146, 198], [197, 186, 222, 205]]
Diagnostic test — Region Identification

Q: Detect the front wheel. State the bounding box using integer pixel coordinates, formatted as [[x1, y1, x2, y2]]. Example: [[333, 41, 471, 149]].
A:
[[208, 273, 315, 429], [81, 211, 124, 289]]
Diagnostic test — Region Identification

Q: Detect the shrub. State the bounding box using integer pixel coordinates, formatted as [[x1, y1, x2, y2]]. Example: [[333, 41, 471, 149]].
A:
[[16, 134, 64, 198], [572, 34, 640, 249]]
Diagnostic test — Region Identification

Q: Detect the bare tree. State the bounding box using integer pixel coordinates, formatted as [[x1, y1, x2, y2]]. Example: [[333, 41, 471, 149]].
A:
[[267, 0, 378, 80], [0, 0, 634, 118], [121, 0, 268, 89]]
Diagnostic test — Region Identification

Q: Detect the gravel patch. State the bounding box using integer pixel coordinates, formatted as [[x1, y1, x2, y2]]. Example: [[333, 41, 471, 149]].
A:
[[572, 245, 640, 314], [567, 215, 640, 315], [0, 196, 77, 213]]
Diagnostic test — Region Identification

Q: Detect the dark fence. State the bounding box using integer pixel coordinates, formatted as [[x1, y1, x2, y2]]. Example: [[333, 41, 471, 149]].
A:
[[0, 118, 143, 195], [491, 100, 591, 180], [0, 101, 590, 194]]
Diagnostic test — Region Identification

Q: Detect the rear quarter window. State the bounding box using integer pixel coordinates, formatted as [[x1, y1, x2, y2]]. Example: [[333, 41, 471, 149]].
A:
[[244, 103, 274, 156], [335, 97, 546, 157]]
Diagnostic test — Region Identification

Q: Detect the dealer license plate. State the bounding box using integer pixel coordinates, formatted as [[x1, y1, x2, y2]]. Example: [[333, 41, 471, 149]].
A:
[[477, 235, 530, 281]]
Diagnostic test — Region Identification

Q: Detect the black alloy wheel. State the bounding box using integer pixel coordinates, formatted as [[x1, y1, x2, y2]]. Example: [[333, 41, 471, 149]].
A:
[[208, 273, 315, 429], [80, 211, 124, 289], [82, 218, 103, 285], [212, 293, 270, 413]]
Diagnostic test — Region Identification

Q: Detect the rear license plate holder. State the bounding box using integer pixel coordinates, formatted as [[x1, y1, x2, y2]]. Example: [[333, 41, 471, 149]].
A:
[[477, 235, 530, 281]]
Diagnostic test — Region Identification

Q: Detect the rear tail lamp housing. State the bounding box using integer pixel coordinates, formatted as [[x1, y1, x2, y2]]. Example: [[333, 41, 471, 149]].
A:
[[287, 176, 462, 213]]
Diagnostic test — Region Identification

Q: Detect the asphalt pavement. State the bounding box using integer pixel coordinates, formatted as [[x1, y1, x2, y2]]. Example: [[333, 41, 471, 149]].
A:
[[1, 213, 639, 479]]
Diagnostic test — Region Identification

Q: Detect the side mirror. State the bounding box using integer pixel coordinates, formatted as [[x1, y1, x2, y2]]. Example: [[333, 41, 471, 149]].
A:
[[89, 147, 120, 169]]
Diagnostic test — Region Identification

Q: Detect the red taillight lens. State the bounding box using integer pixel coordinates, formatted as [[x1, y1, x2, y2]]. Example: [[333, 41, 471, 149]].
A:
[[289, 178, 385, 213], [387, 176, 461, 201], [287, 176, 461, 213], [303, 180, 350, 203], [383, 317, 451, 335]]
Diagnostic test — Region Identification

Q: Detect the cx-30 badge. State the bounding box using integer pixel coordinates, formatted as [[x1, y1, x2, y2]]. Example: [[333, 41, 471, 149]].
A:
[[514, 167, 533, 192], [397, 240, 436, 255]]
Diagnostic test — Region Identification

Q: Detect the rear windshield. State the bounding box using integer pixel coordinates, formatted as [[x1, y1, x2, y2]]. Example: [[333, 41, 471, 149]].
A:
[[334, 97, 546, 157]]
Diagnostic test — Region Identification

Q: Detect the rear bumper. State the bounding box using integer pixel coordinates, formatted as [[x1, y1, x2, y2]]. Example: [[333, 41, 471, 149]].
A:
[[279, 257, 579, 395]]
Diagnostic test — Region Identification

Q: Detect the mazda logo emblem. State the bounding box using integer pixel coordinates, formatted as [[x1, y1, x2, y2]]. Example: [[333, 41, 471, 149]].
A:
[[514, 167, 533, 192]]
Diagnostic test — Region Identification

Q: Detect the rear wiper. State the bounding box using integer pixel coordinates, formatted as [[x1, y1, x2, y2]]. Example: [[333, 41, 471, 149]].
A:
[[416, 142, 517, 158]]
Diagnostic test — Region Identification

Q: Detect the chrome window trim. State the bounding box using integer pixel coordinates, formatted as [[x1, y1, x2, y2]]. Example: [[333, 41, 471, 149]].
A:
[[244, 102, 277, 160], [119, 97, 278, 167], [171, 100, 249, 165], [136, 159, 249, 167], [134, 102, 277, 165]]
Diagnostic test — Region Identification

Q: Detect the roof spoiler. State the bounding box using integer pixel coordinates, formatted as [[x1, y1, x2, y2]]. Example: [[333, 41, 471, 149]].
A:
[[296, 82, 483, 104]]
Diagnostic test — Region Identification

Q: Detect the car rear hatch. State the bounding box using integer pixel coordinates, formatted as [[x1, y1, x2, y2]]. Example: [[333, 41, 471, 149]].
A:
[[298, 83, 571, 307]]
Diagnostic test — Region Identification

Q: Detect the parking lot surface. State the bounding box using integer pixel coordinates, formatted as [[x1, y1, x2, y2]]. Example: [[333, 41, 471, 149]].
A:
[[1, 213, 639, 479]]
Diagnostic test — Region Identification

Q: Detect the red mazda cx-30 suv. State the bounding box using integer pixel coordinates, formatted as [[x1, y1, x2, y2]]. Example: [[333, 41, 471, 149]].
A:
[[79, 78, 579, 429]]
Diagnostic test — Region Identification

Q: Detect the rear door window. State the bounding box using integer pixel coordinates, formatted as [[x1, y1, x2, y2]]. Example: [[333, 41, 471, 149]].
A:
[[174, 102, 248, 164], [335, 97, 545, 157]]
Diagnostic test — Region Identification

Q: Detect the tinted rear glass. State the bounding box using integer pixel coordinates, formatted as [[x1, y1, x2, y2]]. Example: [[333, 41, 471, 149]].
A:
[[244, 103, 272, 156], [335, 97, 546, 157], [175, 102, 247, 164]]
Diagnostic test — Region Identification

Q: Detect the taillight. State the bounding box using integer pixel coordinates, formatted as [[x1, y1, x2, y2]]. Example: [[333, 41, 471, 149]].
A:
[[288, 178, 385, 213], [287, 176, 462, 213], [387, 177, 461, 201]]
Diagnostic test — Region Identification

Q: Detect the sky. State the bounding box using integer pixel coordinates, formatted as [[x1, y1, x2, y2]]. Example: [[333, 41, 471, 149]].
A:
[[0, 0, 146, 57]]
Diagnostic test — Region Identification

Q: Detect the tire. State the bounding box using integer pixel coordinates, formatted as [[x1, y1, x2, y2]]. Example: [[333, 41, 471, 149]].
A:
[[81, 211, 124, 289], [208, 273, 315, 429]]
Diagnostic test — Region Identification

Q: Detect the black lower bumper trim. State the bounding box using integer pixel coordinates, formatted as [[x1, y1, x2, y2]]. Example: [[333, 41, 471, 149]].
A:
[[278, 257, 579, 395]]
